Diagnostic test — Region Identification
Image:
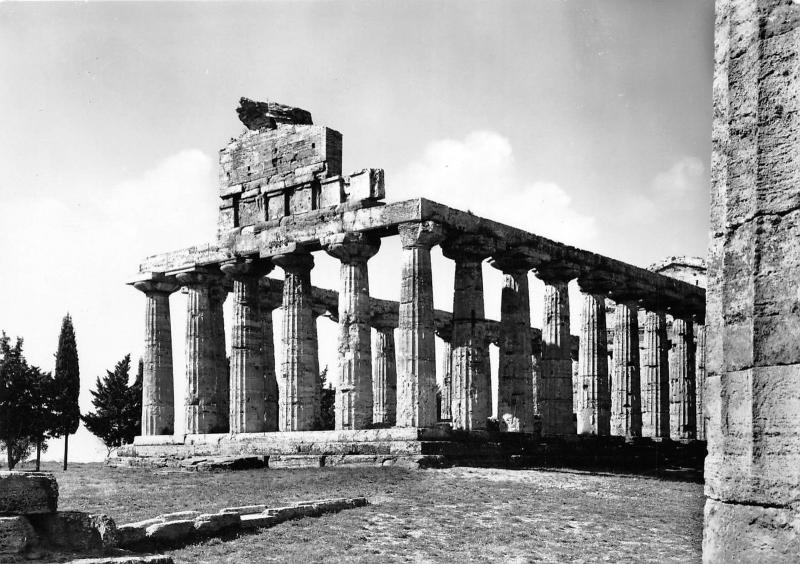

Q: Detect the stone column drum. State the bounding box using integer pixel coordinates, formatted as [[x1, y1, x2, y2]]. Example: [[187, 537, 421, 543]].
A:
[[324, 233, 381, 430], [273, 251, 320, 431], [133, 276, 180, 436], [221, 259, 272, 433], [641, 307, 670, 438], [536, 265, 578, 435], [669, 314, 696, 440], [442, 235, 493, 431], [437, 335, 453, 421], [372, 319, 397, 426], [695, 321, 706, 441], [396, 221, 444, 428], [177, 269, 226, 434], [259, 280, 282, 432], [210, 283, 230, 433], [492, 258, 534, 433], [610, 298, 642, 437], [575, 276, 611, 435]]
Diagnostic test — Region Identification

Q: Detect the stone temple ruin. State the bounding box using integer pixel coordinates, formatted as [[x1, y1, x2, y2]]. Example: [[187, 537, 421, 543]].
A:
[[117, 97, 706, 468]]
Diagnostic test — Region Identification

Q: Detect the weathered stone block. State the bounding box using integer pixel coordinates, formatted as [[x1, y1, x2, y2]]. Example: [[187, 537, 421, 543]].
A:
[[0, 516, 36, 555], [193, 512, 240, 535], [158, 511, 200, 523], [69, 556, 175, 564], [28, 511, 117, 552], [239, 513, 280, 529], [219, 504, 267, 516], [116, 522, 148, 547], [145, 519, 195, 544], [0, 472, 58, 515], [268, 455, 324, 468]]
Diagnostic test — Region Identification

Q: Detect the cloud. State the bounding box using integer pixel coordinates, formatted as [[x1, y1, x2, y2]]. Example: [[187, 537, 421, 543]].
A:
[[651, 156, 705, 205], [391, 130, 597, 246]]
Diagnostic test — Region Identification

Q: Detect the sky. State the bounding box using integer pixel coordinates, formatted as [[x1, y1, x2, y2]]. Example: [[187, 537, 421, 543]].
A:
[[0, 1, 714, 462]]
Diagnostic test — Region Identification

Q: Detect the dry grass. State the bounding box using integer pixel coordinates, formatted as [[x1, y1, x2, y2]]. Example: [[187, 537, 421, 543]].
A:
[[38, 462, 703, 563]]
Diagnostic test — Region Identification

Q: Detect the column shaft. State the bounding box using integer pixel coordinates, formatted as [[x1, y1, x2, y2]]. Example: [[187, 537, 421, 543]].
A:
[[260, 290, 280, 432], [611, 301, 642, 437], [182, 278, 218, 434], [396, 221, 443, 428], [641, 310, 670, 438], [497, 272, 534, 432], [669, 315, 696, 440], [210, 286, 229, 433], [540, 279, 573, 435], [438, 339, 453, 421], [372, 327, 397, 425], [576, 292, 610, 435], [695, 323, 706, 441]]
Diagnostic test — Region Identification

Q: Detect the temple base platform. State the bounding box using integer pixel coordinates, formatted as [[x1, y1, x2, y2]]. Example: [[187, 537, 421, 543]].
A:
[[111, 427, 706, 478]]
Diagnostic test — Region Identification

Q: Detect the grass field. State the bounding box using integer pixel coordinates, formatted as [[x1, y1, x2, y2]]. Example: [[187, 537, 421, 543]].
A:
[[35, 462, 703, 563]]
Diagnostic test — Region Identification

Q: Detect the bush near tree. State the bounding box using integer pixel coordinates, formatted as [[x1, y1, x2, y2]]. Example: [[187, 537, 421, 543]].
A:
[[82, 354, 142, 455], [52, 313, 81, 471]]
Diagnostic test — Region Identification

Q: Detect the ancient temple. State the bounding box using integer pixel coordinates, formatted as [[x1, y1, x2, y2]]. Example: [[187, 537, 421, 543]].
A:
[[120, 98, 706, 466]]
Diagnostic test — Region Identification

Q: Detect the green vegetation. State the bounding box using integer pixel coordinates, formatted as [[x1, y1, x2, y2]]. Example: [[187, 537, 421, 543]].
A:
[[53, 313, 81, 470]]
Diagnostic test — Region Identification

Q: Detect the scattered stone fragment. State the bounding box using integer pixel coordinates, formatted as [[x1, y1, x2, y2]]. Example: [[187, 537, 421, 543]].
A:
[[192, 512, 240, 535], [144, 520, 195, 544], [68, 556, 174, 564], [27, 512, 117, 552], [0, 472, 58, 515], [219, 505, 267, 516], [0, 516, 36, 555], [157, 511, 199, 523]]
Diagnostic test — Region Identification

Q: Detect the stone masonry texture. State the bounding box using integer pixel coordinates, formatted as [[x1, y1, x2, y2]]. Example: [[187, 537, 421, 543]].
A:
[[705, 1, 800, 560], [611, 300, 642, 438], [576, 291, 610, 435], [0, 472, 58, 515], [695, 323, 707, 441], [259, 283, 282, 432], [133, 277, 179, 436], [323, 232, 381, 430], [396, 221, 444, 428], [371, 322, 397, 426], [641, 309, 670, 438], [669, 315, 696, 440]]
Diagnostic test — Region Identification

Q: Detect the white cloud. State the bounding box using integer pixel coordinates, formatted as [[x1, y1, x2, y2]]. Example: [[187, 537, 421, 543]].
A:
[[651, 156, 705, 206], [391, 130, 597, 246]]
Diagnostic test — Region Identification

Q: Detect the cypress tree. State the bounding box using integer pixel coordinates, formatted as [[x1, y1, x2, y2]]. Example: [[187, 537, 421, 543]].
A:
[[53, 314, 80, 471]]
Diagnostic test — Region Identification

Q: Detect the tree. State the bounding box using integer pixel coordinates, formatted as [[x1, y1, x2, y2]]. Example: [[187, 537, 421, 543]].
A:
[[0, 333, 54, 470], [82, 355, 142, 455], [319, 366, 335, 430], [52, 314, 81, 471]]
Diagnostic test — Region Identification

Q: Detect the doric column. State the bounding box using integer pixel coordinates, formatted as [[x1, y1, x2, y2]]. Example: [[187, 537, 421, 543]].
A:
[[610, 294, 642, 438], [372, 316, 397, 426], [441, 234, 493, 431], [273, 251, 319, 431], [640, 304, 670, 438], [258, 278, 282, 432], [176, 269, 227, 434], [133, 275, 180, 436], [323, 232, 381, 430], [490, 254, 534, 433], [396, 221, 444, 428], [210, 282, 230, 433], [695, 319, 706, 441], [575, 273, 612, 436], [221, 259, 273, 433], [535, 263, 579, 435], [669, 312, 696, 440], [435, 325, 453, 422]]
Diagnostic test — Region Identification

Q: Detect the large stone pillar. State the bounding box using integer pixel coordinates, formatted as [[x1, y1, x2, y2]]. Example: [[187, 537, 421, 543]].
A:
[[610, 296, 642, 438], [177, 269, 227, 434], [273, 251, 319, 431], [372, 317, 397, 426], [705, 3, 800, 558], [695, 320, 706, 441], [210, 283, 229, 433], [258, 278, 282, 432], [442, 235, 493, 431], [640, 305, 670, 438], [221, 259, 272, 433], [396, 221, 444, 428], [133, 275, 180, 436], [323, 233, 381, 430], [535, 264, 578, 435], [669, 313, 696, 440], [575, 274, 612, 436], [435, 326, 453, 422], [490, 255, 534, 433]]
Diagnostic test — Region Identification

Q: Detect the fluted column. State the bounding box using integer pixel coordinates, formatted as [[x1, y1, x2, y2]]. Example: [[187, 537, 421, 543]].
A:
[[396, 221, 444, 428], [575, 274, 611, 436], [610, 297, 642, 437], [258, 278, 282, 432], [221, 259, 273, 433], [641, 306, 670, 438], [669, 313, 696, 440], [490, 255, 534, 433], [372, 317, 397, 426], [442, 235, 493, 431], [536, 264, 578, 435], [210, 283, 229, 433], [133, 276, 180, 436], [177, 269, 226, 434], [273, 251, 319, 431], [438, 336, 453, 421], [324, 233, 381, 430], [695, 320, 706, 441]]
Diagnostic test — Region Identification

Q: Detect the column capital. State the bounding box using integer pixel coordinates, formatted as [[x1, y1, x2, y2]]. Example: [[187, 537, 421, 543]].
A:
[[272, 250, 314, 273], [220, 257, 274, 279], [371, 313, 398, 332], [258, 277, 284, 311], [398, 221, 445, 249], [132, 273, 180, 295], [489, 245, 550, 274], [322, 232, 381, 263], [434, 322, 453, 343], [576, 271, 615, 295], [609, 279, 650, 305], [440, 233, 496, 262], [175, 268, 226, 289], [535, 261, 581, 284]]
